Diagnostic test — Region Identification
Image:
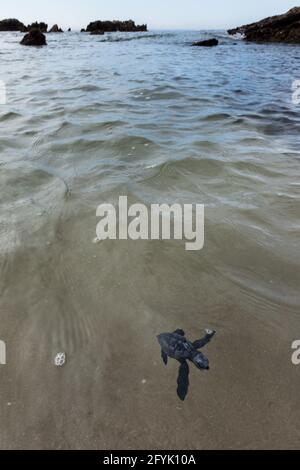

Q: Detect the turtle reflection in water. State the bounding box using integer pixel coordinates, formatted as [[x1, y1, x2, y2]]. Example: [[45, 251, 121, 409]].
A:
[[157, 329, 216, 401]]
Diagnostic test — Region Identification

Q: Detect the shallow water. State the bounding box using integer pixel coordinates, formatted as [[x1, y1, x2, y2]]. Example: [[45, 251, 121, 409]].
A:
[[0, 30, 300, 450]]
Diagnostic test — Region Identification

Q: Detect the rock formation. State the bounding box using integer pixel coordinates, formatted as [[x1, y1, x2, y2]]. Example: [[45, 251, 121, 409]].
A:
[[86, 19, 147, 33], [22, 22, 48, 33], [20, 28, 47, 46], [49, 24, 64, 33], [192, 38, 219, 47], [228, 7, 300, 43], [0, 18, 25, 31]]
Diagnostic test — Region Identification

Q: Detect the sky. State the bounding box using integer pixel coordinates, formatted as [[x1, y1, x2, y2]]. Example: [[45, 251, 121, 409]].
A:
[[1, 0, 298, 30]]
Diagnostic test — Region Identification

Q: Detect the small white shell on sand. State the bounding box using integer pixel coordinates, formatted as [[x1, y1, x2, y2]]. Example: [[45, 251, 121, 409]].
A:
[[54, 352, 66, 367]]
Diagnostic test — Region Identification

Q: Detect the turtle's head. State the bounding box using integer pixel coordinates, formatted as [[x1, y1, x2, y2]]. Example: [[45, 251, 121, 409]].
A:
[[192, 351, 210, 370]]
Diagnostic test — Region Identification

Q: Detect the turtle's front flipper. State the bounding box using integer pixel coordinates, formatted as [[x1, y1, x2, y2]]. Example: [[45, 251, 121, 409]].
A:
[[177, 360, 189, 401], [161, 349, 168, 365], [173, 329, 185, 336], [193, 329, 216, 350]]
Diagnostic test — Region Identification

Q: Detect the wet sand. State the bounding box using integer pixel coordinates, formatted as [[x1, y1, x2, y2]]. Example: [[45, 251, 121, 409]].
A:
[[1, 217, 300, 449]]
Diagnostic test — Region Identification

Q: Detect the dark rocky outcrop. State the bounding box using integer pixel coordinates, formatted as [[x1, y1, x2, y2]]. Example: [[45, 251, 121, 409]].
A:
[[0, 18, 25, 31], [80, 28, 86, 32], [22, 22, 48, 33], [49, 24, 64, 33], [90, 30, 104, 35], [68, 28, 71, 32], [20, 28, 47, 46], [228, 7, 300, 43], [192, 38, 219, 47], [86, 19, 147, 33]]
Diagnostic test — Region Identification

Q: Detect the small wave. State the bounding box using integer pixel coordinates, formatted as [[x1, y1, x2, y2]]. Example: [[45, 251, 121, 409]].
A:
[[0, 111, 21, 122], [199, 112, 233, 122], [99, 33, 176, 43], [65, 84, 105, 93]]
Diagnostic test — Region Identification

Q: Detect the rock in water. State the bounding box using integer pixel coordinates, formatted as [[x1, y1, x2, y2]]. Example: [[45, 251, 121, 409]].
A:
[[192, 38, 219, 47], [228, 7, 300, 43], [22, 22, 48, 33], [49, 24, 64, 33], [86, 19, 147, 33], [20, 28, 47, 46], [0, 18, 25, 31]]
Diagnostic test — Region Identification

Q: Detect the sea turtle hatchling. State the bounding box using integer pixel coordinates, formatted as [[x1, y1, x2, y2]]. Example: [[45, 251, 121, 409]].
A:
[[157, 329, 216, 401]]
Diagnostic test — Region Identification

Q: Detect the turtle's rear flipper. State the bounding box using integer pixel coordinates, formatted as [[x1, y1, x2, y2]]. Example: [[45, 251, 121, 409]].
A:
[[161, 349, 168, 365], [177, 360, 189, 401], [193, 329, 216, 350]]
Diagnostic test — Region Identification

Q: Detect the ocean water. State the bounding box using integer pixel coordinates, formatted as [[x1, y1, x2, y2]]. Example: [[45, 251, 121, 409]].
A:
[[0, 30, 300, 449]]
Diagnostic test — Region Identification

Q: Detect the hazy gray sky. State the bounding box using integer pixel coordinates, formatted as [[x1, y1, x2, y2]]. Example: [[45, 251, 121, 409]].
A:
[[1, 0, 297, 30]]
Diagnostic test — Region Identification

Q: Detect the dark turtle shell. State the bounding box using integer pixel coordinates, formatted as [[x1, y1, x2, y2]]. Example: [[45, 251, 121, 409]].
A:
[[157, 333, 194, 361]]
